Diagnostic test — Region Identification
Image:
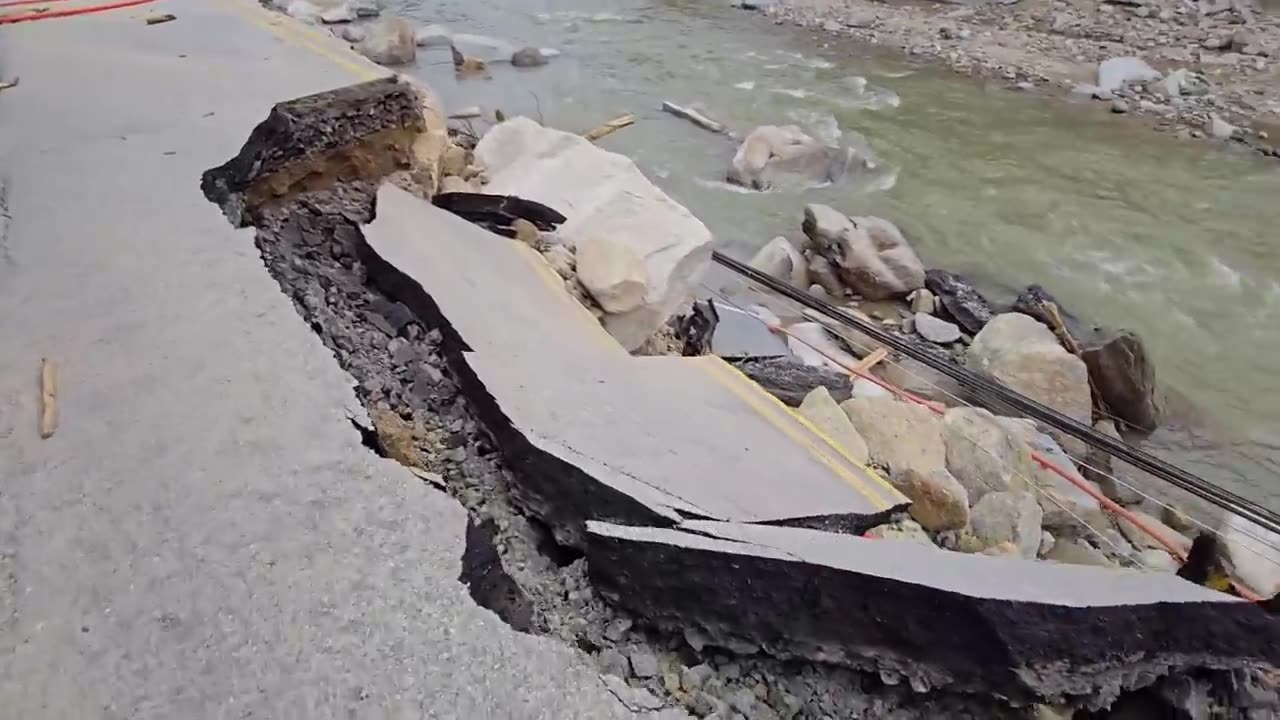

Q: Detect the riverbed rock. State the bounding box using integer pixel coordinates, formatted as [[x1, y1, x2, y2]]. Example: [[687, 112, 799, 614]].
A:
[[475, 117, 713, 349], [923, 269, 992, 334], [414, 24, 453, 47], [800, 387, 870, 464], [915, 312, 961, 344], [1221, 513, 1280, 597], [943, 407, 1033, 502], [785, 322, 859, 371], [729, 125, 851, 190], [1097, 56, 1162, 93], [842, 396, 946, 475], [511, 46, 549, 67], [575, 238, 648, 314], [748, 236, 809, 288], [970, 490, 1044, 558], [802, 204, 925, 300], [997, 418, 1107, 535], [892, 467, 969, 532], [354, 16, 416, 66], [966, 313, 1091, 457], [1080, 330, 1159, 435]]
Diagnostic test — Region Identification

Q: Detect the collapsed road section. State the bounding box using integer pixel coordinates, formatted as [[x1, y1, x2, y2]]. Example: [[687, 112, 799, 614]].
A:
[[200, 75, 1280, 717]]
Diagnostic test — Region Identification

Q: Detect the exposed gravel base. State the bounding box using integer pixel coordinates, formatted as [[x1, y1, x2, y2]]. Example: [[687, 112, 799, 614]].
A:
[[749, 0, 1280, 158]]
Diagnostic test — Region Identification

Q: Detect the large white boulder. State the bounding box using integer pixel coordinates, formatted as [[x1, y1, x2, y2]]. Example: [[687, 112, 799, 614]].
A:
[[801, 204, 924, 300], [841, 396, 946, 476], [966, 313, 1091, 456], [729, 126, 853, 190], [475, 118, 713, 350]]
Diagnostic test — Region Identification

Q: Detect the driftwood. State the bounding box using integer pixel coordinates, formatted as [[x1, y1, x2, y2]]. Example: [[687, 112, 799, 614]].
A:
[[661, 101, 728, 135], [39, 358, 57, 439], [144, 13, 176, 25], [582, 113, 635, 143], [0, 77, 19, 92]]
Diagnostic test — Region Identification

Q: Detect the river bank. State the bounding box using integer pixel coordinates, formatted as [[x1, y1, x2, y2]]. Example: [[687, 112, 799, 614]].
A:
[[752, 0, 1280, 157]]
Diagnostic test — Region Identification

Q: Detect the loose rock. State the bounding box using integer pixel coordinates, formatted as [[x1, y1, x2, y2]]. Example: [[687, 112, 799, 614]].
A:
[[1045, 539, 1115, 567], [891, 467, 970, 531], [354, 16, 416, 66], [842, 396, 946, 475], [943, 407, 1033, 502], [800, 387, 870, 464], [748, 236, 809, 288], [923, 269, 992, 334], [575, 238, 648, 314], [970, 490, 1044, 558], [1097, 56, 1162, 93], [914, 312, 961, 344], [1080, 330, 1159, 435], [511, 46, 549, 67], [802, 204, 925, 300]]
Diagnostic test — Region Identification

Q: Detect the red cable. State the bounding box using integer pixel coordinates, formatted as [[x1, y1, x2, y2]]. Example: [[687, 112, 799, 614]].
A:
[[0, 0, 72, 6], [0, 0, 154, 24]]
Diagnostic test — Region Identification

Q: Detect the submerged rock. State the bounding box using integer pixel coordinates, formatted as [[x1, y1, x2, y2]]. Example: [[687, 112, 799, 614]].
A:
[[354, 16, 416, 66], [511, 46, 549, 67], [802, 204, 925, 300], [414, 23, 453, 47], [967, 314, 1091, 457]]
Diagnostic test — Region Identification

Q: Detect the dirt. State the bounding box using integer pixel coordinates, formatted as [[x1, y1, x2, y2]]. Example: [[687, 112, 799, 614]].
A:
[[753, 0, 1280, 157]]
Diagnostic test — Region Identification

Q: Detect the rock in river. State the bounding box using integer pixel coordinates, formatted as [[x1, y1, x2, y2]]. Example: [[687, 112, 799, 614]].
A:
[[354, 16, 416, 66], [924, 269, 992, 335], [914, 312, 961, 344], [802, 204, 925, 300], [511, 46, 549, 67], [967, 313, 1091, 457], [842, 396, 946, 475], [1080, 330, 1159, 435], [728, 125, 854, 190]]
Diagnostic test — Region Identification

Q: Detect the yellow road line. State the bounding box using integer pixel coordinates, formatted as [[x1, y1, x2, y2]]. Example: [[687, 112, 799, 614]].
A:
[[219, 0, 384, 81], [695, 356, 903, 510]]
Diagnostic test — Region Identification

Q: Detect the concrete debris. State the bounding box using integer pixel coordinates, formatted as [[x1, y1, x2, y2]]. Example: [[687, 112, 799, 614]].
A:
[[586, 520, 1280, 707], [475, 117, 713, 350]]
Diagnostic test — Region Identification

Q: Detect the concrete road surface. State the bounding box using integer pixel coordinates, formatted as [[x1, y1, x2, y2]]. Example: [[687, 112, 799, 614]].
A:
[[0, 1, 663, 716]]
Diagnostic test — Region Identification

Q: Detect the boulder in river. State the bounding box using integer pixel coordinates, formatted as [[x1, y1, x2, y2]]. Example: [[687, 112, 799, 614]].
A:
[[1080, 330, 1159, 436], [970, 490, 1044, 559], [728, 125, 853, 190], [354, 16, 416, 66], [748, 236, 809, 288], [414, 24, 453, 47], [1097, 56, 1162, 93], [800, 387, 870, 465], [942, 407, 1033, 503], [842, 396, 946, 476], [802, 204, 925, 300], [891, 467, 970, 532], [967, 313, 1091, 457], [474, 117, 712, 350], [511, 46, 549, 67], [924, 269, 993, 335]]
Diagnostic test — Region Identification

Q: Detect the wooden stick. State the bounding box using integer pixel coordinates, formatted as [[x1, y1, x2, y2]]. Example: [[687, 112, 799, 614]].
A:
[[660, 101, 727, 135], [0, 77, 20, 92], [581, 113, 635, 143], [851, 347, 888, 374], [39, 358, 57, 439]]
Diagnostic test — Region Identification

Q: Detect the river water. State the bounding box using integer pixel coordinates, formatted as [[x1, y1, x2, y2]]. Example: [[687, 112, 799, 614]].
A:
[[392, 0, 1280, 509]]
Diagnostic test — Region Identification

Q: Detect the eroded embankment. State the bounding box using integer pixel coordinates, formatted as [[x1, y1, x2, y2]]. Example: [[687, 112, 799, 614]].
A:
[[198, 75, 1278, 720]]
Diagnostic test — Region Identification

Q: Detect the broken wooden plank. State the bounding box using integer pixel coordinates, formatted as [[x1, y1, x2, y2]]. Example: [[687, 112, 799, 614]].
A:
[[39, 358, 57, 439], [850, 347, 888, 375], [581, 113, 635, 143], [660, 101, 727, 135]]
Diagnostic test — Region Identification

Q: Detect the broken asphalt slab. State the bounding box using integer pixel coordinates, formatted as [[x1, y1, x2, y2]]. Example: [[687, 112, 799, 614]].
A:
[[585, 520, 1280, 708], [358, 183, 907, 545]]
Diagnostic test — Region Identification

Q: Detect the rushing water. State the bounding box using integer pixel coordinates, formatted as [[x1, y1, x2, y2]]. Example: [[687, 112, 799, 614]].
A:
[[392, 0, 1280, 509]]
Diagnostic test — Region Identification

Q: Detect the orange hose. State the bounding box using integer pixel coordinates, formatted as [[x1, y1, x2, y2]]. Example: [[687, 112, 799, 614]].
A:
[[767, 321, 1265, 601], [0, 0, 153, 24], [0, 0, 72, 6]]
